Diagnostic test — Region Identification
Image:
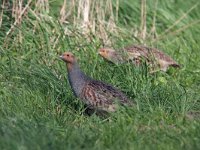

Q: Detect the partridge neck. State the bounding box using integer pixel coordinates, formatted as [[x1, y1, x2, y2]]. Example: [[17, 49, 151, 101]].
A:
[[66, 62, 89, 97]]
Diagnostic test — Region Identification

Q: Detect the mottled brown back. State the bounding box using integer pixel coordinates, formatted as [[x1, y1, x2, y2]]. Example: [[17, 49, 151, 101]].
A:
[[80, 80, 133, 112]]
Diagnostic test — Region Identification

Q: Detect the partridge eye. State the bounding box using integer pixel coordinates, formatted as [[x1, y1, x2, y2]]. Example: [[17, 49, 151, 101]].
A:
[[66, 54, 69, 56]]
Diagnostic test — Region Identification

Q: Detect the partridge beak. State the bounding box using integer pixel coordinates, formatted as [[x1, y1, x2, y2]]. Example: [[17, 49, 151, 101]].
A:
[[59, 55, 63, 60], [98, 50, 103, 56]]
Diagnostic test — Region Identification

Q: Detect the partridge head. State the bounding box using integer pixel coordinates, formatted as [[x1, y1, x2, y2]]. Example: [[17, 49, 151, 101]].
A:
[[98, 48, 125, 64]]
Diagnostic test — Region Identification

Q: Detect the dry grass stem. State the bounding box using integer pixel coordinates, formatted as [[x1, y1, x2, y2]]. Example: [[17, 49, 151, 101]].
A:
[[6, 0, 32, 37], [0, 0, 5, 28], [154, 19, 200, 42], [60, 0, 67, 24], [161, 3, 199, 36], [140, 0, 147, 40], [149, 0, 158, 39]]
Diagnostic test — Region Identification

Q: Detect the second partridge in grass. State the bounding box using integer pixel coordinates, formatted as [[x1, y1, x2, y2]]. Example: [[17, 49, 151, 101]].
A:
[[60, 52, 133, 113], [99, 45, 180, 72]]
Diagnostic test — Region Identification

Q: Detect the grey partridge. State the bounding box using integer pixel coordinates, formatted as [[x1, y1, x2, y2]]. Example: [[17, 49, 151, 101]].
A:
[[60, 52, 133, 112], [99, 45, 180, 72]]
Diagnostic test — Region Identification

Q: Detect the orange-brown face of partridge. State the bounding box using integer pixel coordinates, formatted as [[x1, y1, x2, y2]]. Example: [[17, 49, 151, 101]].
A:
[[60, 52, 76, 64], [98, 48, 125, 64], [98, 48, 108, 59], [98, 48, 116, 60]]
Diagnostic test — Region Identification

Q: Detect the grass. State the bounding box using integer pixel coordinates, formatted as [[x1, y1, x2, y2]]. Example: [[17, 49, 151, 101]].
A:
[[0, 0, 200, 149]]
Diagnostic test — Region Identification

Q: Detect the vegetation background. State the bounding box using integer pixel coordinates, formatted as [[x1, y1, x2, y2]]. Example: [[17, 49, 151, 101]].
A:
[[0, 0, 200, 149]]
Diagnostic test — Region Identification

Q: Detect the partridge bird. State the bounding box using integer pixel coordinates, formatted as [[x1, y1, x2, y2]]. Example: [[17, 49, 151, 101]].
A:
[[60, 52, 133, 112], [99, 45, 180, 72]]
